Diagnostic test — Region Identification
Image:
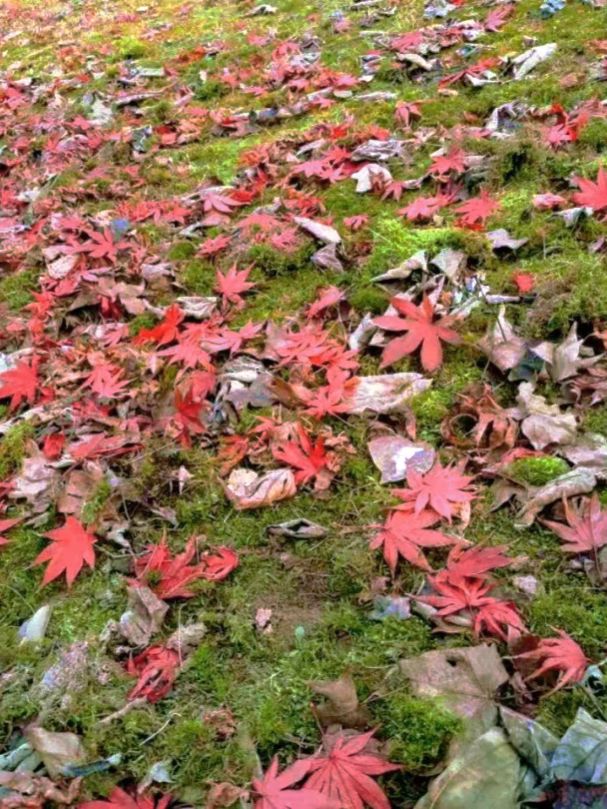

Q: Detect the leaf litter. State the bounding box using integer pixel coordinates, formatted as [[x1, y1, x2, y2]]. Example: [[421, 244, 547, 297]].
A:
[[2, 0, 607, 805]]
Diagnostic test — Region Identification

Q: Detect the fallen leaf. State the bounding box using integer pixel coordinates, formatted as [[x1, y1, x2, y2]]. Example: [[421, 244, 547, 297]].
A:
[[309, 674, 372, 729], [224, 467, 297, 509]]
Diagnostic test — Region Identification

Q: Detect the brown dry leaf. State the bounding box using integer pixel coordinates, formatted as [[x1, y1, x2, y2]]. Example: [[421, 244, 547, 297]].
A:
[[224, 467, 296, 509], [57, 462, 104, 517], [533, 324, 598, 382], [367, 435, 435, 483], [23, 726, 85, 778], [166, 622, 207, 657], [342, 373, 432, 415], [293, 216, 341, 244], [478, 307, 527, 373], [205, 782, 248, 808], [515, 468, 597, 527], [0, 771, 81, 807], [119, 585, 169, 647], [400, 645, 509, 740], [309, 674, 372, 729], [517, 382, 577, 450], [9, 444, 60, 512]]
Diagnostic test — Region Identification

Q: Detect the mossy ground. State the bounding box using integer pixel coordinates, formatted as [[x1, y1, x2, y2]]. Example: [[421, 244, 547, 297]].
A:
[[2, 0, 607, 804]]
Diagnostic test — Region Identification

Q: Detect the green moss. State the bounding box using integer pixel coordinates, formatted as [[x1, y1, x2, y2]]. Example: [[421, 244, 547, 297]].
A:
[[168, 240, 197, 261], [506, 456, 569, 486], [113, 36, 148, 60], [128, 312, 158, 337], [377, 693, 461, 772], [0, 422, 35, 481], [529, 587, 607, 659], [582, 407, 607, 435], [365, 218, 490, 279], [81, 479, 112, 524], [247, 242, 315, 277], [0, 268, 38, 311], [181, 259, 215, 295], [193, 80, 229, 101]]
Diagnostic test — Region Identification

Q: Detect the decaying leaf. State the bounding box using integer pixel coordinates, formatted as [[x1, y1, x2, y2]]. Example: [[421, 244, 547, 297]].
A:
[[309, 674, 372, 729], [224, 467, 297, 509]]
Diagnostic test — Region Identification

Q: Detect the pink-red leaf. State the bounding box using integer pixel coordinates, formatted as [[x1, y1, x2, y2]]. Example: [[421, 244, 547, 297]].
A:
[[35, 516, 97, 587]]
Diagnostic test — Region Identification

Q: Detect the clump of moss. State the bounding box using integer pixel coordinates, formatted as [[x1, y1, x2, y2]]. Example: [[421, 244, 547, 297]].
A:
[[507, 456, 569, 487], [81, 479, 112, 524], [0, 268, 38, 311], [365, 218, 490, 278], [168, 240, 197, 261], [529, 586, 607, 659], [113, 36, 147, 60], [0, 422, 35, 481], [194, 80, 229, 101], [377, 693, 461, 771], [128, 312, 157, 337], [247, 243, 315, 277]]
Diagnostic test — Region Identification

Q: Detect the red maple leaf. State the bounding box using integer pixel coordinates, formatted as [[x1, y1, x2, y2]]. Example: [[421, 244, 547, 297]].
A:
[[0, 358, 39, 411], [395, 100, 422, 129], [304, 730, 400, 809], [0, 517, 21, 548], [484, 4, 514, 31], [374, 295, 460, 372], [573, 166, 607, 211], [429, 148, 466, 178], [42, 432, 65, 460], [252, 757, 339, 809], [473, 599, 526, 642], [215, 264, 256, 309], [515, 630, 589, 694], [343, 214, 369, 232], [79, 787, 172, 809], [399, 194, 451, 223], [542, 495, 607, 554], [392, 462, 475, 522], [133, 536, 238, 599], [436, 544, 515, 584], [370, 508, 459, 572], [307, 286, 346, 319], [454, 190, 500, 229], [512, 272, 535, 294], [35, 516, 97, 587], [272, 425, 330, 487], [126, 645, 181, 703], [133, 304, 184, 346], [197, 233, 232, 257], [84, 363, 128, 398], [79, 228, 128, 263]]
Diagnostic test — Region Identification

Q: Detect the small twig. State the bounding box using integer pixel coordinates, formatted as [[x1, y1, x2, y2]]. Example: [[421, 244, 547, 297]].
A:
[[99, 697, 147, 725]]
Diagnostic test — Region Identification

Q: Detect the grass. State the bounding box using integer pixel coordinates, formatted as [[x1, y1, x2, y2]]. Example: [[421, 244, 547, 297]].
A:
[[2, 0, 607, 803]]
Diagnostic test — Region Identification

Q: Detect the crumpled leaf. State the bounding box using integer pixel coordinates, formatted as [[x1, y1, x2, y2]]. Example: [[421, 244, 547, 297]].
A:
[[267, 519, 328, 539], [309, 674, 372, 729], [551, 708, 607, 784], [118, 585, 169, 647], [22, 726, 85, 778], [367, 436, 435, 483], [478, 307, 527, 373], [515, 468, 596, 527], [517, 382, 577, 450], [205, 782, 249, 808], [224, 467, 297, 509], [414, 728, 521, 809], [532, 324, 598, 382], [293, 216, 341, 245], [341, 373, 432, 415], [0, 771, 81, 807], [486, 229, 528, 252], [499, 706, 559, 780], [400, 645, 509, 739], [511, 43, 557, 79]]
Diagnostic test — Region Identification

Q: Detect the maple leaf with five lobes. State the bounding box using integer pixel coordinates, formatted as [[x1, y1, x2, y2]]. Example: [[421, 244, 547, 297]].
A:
[[399, 195, 446, 223], [126, 645, 181, 703], [79, 787, 172, 809], [437, 544, 514, 585], [84, 363, 129, 398], [215, 264, 256, 308], [392, 461, 475, 522], [35, 516, 97, 587], [133, 304, 184, 346], [304, 730, 400, 809], [374, 295, 460, 372], [573, 166, 607, 211], [370, 508, 460, 573], [79, 228, 129, 263], [0, 358, 39, 411], [454, 190, 500, 228], [542, 494, 607, 554], [252, 757, 340, 809], [429, 148, 466, 178], [272, 425, 330, 487], [515, 630, 589, 694]]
